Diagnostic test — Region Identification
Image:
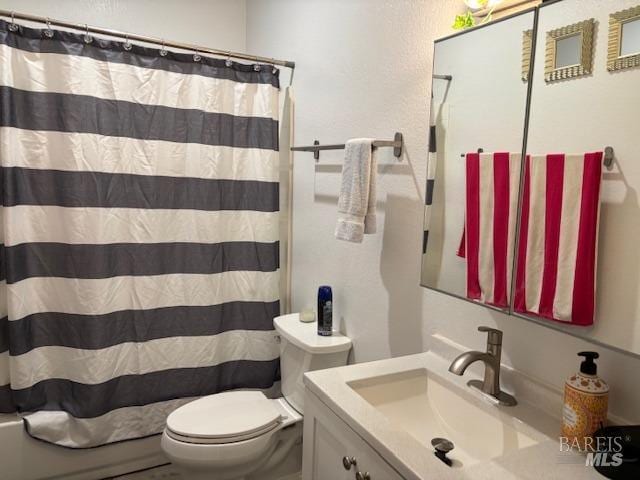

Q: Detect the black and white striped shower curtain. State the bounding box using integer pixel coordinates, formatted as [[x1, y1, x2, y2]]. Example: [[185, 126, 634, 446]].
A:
[[0, 19, 281, 448]]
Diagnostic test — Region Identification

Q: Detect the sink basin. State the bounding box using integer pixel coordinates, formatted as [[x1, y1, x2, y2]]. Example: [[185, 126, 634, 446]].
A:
[[348, 368, 540, 468]]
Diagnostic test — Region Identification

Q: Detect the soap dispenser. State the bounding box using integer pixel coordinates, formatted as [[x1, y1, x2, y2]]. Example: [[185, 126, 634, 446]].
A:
[[561, 352, 609, 450]]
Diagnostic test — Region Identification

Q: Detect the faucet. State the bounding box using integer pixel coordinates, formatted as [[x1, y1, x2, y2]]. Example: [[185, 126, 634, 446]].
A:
[[448, 326, 517, 406]]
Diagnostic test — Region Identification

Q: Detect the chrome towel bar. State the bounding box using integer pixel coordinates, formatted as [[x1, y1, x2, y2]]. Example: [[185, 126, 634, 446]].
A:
[[291, 132, 403, 161], [457, 147, 614, 169]]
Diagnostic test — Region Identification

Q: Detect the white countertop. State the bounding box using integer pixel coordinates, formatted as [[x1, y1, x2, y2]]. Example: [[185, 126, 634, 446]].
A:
[[303, 351, 604, 480]]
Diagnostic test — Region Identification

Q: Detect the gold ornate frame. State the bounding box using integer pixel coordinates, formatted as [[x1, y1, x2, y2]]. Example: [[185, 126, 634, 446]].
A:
[[544, 19, 595, 83], [522, 29, 533, 81], [607, 5, 640, 72]]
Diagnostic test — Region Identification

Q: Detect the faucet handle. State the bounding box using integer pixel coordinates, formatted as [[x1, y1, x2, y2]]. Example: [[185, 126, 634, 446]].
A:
[[478, 326, 503, 345]]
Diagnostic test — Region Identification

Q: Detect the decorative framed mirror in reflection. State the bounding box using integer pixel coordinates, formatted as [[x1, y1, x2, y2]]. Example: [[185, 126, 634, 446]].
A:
[[607, 5, 640, 71], [522, 29, 533, 81], [421, 8, 536, 313], [544, 19, 595, 82]]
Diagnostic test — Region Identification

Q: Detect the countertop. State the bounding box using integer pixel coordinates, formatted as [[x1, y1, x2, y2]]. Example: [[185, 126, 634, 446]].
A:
[[303, 351, 604, 480]]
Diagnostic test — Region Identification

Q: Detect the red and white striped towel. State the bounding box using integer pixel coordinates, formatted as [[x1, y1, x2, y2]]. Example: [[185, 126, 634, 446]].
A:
[[514, 153, 603, 326], [464, 152, 522, 308]]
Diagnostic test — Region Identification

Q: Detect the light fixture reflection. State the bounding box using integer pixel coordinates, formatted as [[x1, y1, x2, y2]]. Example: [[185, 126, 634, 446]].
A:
[[464, 0, 504, 10]]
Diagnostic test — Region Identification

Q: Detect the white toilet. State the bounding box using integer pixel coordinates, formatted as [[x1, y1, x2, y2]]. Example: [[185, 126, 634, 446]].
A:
[[161, 313, 352, 480]]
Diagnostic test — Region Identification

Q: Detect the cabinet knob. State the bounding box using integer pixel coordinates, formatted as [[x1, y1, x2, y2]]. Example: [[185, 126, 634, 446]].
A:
[[355, 472, 371, 480], [342, 456, 357, 470]]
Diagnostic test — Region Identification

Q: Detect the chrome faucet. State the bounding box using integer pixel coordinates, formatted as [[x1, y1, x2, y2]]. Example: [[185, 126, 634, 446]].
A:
[[448, 326, 517, 406]]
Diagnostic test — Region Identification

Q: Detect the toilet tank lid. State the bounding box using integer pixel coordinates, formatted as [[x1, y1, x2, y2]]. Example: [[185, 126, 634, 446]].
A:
[[274, 314, 352, 354]]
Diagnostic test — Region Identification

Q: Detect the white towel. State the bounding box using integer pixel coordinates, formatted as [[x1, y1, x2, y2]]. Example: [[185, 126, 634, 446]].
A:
[[335, 138, 377, 243]]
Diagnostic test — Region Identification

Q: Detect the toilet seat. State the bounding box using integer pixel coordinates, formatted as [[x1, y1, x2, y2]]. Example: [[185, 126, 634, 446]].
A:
[[165, 391, 283, 445], [165, 420, 281, 444]]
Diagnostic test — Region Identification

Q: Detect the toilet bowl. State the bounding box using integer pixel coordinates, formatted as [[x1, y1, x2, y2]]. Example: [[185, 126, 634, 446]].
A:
[[161, 313, 352, 480], [161, 392, 302, 480]]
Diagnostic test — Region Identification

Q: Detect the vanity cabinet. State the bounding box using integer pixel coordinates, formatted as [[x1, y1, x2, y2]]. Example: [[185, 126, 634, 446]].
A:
[[302, 389, 405, 480]]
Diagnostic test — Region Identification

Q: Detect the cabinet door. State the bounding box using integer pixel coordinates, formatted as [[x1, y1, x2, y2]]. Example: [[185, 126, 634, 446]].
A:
[[303, 390, 405, 480], [311, 418, 358, 480]]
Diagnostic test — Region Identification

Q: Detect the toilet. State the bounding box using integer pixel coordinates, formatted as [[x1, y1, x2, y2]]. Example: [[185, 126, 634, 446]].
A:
[[161, 313, 352, 480]]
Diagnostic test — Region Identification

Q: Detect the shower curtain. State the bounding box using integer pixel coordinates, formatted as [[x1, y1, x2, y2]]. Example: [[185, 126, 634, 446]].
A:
[[0, 19, 281, 448]]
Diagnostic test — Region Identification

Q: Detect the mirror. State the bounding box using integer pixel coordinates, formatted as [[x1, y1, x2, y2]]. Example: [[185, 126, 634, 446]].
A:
[[607, 5, 640, 71], [421, 10, 535, 311], [545, 19, 595, 82], [520, 0, 640, 356], [555, 33, 582, 68], [421, 0, 640, 358], [522, 30, 533, 81], [621, 18, 640, 56]]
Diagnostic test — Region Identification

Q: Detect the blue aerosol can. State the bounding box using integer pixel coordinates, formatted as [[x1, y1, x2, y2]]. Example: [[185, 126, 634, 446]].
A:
[[317, 286, 333, 336]]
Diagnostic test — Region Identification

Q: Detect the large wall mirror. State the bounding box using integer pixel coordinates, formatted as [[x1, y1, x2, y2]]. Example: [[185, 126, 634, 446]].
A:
[[421, 9, 536, 312], [422, 0, 640, 357]]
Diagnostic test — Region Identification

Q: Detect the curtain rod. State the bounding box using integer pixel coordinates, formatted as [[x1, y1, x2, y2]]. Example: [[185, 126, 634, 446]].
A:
[[0, 9, 296, 69]]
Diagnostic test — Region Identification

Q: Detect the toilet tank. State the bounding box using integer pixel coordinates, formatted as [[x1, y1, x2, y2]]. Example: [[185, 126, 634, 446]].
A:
[[274, 314, 352, 414]]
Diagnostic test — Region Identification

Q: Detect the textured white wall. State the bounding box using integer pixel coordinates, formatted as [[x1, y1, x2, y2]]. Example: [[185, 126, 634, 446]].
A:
[[0, 0, 246, 51], [246, 0, 640, 423], [247, 0, 462, 360]]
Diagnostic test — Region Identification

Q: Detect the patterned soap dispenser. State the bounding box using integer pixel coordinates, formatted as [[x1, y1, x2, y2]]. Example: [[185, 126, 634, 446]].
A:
[[561, 352, 609, 451]]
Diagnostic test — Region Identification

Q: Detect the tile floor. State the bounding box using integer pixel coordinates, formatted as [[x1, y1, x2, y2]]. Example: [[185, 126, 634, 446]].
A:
[[111, 464, 301, 480], [110, 465, 180, 479]]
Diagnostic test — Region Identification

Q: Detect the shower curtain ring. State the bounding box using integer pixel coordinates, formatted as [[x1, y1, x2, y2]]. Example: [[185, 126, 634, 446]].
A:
[[253, 56, 261, 72], [83, 24, 93, 44], [159, 39, 168, 57], [123, 33, 132, 51], [44, 18, 54, 38], [8, 12, 19, 32], [193, 49, 202, 62], [225, 53, 233, 67]]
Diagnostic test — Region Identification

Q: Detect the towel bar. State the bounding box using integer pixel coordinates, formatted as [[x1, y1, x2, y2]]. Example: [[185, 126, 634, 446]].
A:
[[291, 132, 403, 161], [603, 146, 614, 169], [458, 147, 614, 168], [460, 148, 485, 158]]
